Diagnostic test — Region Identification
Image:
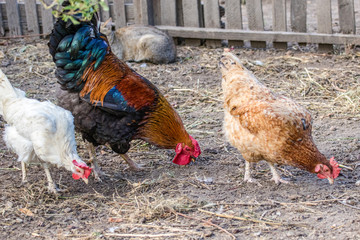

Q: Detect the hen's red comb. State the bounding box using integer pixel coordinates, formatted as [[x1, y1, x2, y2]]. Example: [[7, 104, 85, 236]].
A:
[[72, 160, 92, 179], [329, 157, 341, 179]]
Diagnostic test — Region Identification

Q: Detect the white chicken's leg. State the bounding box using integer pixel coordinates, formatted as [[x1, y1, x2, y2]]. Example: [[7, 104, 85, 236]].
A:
[[87, 143, 103, 181], [21, 162, 27, 183], [268, 162, 290, 184], [120, 154, 142, 171], [42, 163, 58, 194], [243, 161, 261, 186]]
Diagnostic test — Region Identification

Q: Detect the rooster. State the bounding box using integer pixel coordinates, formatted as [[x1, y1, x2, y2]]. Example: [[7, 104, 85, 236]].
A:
[[48, 4, 201, 179], [220, 52, 340, 184], [0, 69, 91, 193]]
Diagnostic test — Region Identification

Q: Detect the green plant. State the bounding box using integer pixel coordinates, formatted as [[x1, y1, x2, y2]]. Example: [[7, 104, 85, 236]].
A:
[[39, 0, 109, 24]]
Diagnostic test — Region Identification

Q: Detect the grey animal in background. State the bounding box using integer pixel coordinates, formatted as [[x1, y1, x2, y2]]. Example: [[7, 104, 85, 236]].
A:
[[111, 25, 177, 64]]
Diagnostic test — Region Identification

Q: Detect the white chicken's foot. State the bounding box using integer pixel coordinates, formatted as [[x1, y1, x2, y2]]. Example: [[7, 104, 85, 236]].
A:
[[268, 162, 290, 185], [43, 163, 60, 194], [244, 161, 262, 186], [121, 154, 142, 171], [21, 161, 28, 184], [87, 143, 105, 182]]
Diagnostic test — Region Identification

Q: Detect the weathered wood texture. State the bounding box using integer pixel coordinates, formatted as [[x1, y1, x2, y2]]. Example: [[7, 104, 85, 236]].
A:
[[246, 0, 265, 48], [113, 0, 126, 28], [317, 0, 333, 51], [182, 0, 201, 46], [41, 0, 53, 35], [272, 0, 287, 49], [0, 3, 4, 36], [100, 0, 110, 21], [203, 0, 221, 48], [134, 0, 149, 25], [157, 26, 360, 45], [225, 0, 243, 47], [160, 0, 177, 25], [3, 1, 360, 50], [6, 0, 22, 36], [291, 0, 306, 32], [24, 0, 39, 36], [338, 0, 355, 34]]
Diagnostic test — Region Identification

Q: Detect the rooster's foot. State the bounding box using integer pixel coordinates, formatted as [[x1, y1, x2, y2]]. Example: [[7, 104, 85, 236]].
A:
[[121, 154, 142, 172]]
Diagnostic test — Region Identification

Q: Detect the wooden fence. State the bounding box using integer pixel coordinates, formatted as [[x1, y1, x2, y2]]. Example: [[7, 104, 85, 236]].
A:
[[1, 0, 360, 50]]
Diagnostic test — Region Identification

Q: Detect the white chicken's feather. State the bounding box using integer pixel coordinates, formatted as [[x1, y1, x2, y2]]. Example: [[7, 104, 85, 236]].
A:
[[0, 69, 85, 174]]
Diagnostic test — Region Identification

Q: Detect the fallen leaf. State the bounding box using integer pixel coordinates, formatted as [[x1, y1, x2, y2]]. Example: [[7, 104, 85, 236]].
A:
[[18, 208, 34, 217], [108, 217, 122, 223]]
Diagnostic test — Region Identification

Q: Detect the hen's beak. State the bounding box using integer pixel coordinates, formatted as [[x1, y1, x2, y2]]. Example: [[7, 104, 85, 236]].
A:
[[82, 178, 89, 184], [327, 177, 334, 185], [191, 157, 196, 162]]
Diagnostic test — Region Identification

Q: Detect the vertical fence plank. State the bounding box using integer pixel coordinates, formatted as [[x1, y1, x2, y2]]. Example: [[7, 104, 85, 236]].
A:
[[182, 0, 201, 45], [338, 0, 355, 34], [134, 0, 149, 25], [24, 0, 40, 36], [291, 0, 306, 32], [100, 0, 110, 22], [41, 0, 53, 35], [317, 0, 333, 51], [272, 0, 287, 49], [225, 0, 243, 47], [246, 0, 265, 48], [6, 0, 22, 36], [160, 0, 176, 25], [203, 0, 221, 47], [113, 0, 126, 28], [0, 4, 4, 36], [291, 0, 306, 46], [151, 0, 161, 25], [176, 0, 183, 27]]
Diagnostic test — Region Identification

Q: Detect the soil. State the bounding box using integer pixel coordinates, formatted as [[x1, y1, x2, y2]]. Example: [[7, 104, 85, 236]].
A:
[[0, 38, 359, 240]]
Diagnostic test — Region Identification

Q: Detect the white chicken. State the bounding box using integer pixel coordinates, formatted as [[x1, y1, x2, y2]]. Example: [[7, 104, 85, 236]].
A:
[[0, 69, 91, 193]]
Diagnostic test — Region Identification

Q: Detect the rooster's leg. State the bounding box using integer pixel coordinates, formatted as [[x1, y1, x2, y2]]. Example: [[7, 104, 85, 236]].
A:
[[268, 162, 290, 184], [42, 163, 59, 194], [244, 161, 261, 186], [86, 142, 104, 182], [120, 154, 142, 171], [21, 162, 27, 184]]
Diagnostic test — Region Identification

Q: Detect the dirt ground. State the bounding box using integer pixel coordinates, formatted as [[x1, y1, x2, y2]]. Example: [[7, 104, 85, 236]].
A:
[[0, 38, 359, 240]]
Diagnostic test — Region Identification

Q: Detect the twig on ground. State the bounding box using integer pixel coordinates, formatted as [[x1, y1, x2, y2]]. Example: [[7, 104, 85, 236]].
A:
[[198, 208, 307, 227], [338, 164, 354, 171], [271, 199, 346, 206], [175, 211, 236, 240], [104, 233, 189, 238], [330, 195, 360, 210]]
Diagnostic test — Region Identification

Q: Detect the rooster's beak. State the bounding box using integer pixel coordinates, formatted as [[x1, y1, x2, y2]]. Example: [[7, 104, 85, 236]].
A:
[[82, 178, 89, 184], [327, 177, 334, 185]]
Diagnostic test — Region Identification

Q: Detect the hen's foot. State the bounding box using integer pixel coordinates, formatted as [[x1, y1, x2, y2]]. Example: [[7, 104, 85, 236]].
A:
[[244, 176, 262, 186], [268, 162, 291, 185], [271, 176, 290, 185]]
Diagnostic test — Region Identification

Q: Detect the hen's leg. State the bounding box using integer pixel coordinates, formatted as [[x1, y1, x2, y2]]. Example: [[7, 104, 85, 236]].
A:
[[21, 162, 27, 184], [120, 154, 142, 171], [243, 161, 261, 186], [42, 163, 59, 194], [86, 142, 104, 181], [268, 162, 290, 184]]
